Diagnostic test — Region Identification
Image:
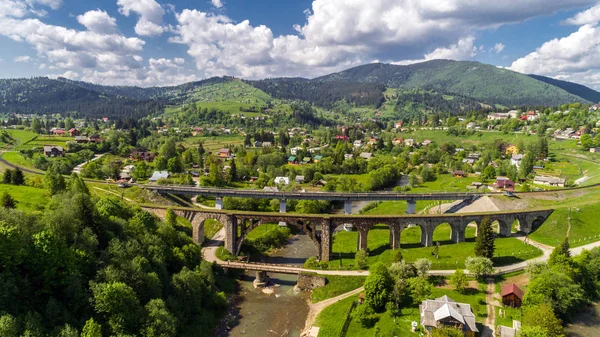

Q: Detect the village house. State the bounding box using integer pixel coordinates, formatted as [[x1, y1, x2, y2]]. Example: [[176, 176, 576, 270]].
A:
[[149, 171, 170, 183], [591, 147, 600, 153], [295, 175, 305, 184], [53, 129, 66, 136], [422, 139, 432, 146], [359, 152, 373, 160], [494, 177, 515, 191], [88, 134, 102, 143], [74, 136, 88, 144], [130, 148, 156, 162], [462, 158, 475, 165], [218, 148, 232, 159], [533, 175, 566, 187], [505, 145, 519, 155], [274, 177, 290, 185], [302, 157, 312, 164], [353, 140, 363, 148], [487, 112, 510, 121], [420, 295, 478, 337], [404, 138, 415, 147], [288, 156, 298, 165], [253, 140, 262, 148], [344, 153, 354, 160], [511, 154, 524, 168], [466, 122, 478, 129], [43, 146, 64, 157], [467, 152, 480, 160], [394, 121, 403, 129], [69, 128, 80, 137], [262, 141, 273, 147], [313, 155, 323, 163], [392, 138, 403, 146], [314, 179, 327, 187], [453, 170, 466, 178], [501, 284, 524, 308], [290, 147, 302, 155]]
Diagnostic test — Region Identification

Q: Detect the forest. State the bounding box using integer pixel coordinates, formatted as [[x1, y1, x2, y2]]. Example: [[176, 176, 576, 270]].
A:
[[0, 175, 229, 336]]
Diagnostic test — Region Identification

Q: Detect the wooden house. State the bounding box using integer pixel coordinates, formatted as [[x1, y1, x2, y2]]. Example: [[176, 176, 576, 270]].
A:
[[501, 284, 523, 308]]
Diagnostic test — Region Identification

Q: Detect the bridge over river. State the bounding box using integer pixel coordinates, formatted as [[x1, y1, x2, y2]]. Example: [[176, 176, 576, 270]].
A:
[[142, 205, 552, 262]]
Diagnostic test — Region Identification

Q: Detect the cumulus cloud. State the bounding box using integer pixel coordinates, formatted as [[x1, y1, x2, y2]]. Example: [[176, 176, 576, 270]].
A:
[[211, 0, 223, 9], [563, 3, 600, 25], [171, 0, 596, 79], [77, 9, 117, 34], [509, 24, 600, 89], [14, 55, 30, 62], [493, 43, 505, 53], [0, 0, 62, 18], [117, 0, 165, 36]]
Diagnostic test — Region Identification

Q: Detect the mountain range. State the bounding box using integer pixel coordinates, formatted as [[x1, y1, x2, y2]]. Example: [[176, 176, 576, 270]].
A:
[[0, 60, 598, 119]]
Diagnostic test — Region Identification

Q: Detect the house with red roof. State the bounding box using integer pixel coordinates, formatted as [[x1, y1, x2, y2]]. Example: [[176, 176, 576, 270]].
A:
[[501, 284, 524, 308]]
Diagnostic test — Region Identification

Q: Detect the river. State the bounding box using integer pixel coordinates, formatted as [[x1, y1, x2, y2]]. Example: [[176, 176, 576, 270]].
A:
[[223, 226, 319, 337], [566, 302, 600, 337]]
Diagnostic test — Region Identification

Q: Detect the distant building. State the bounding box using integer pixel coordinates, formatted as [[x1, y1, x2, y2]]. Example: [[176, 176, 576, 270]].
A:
[[274, 176, 290, 185], [505, 145, 519, 155], [262, 141, 273, 147], [218, 148, 232, 159], [88, 134, 102, 143], [74, 136, 88, 143], [494, 177, 515, 191], [130, 148, 156, 162], [314, 155, 324, 163], [533, 176, 566, 187], [53, 129, 66, 135], [453, 170, 466, 178], [344, 153, 354, 160], [149, 171, 170, 183], [404, 138, 415, 147], [43, 146, 64, 157], [290, 146, 302, 155], [295, 175, 305, 184], [590, 147, 600, 153], [511, 154, 524, 168], [69, 128, 80, 136], [499, 320, 522, 337], [359, 152, 373, 160], [420, 295, 478, 337], [288, 156, 298, 164], [353, 140, 363, 148]]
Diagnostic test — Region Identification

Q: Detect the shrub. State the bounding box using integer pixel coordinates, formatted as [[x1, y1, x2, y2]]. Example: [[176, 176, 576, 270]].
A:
[[355, 250, 368, 269]]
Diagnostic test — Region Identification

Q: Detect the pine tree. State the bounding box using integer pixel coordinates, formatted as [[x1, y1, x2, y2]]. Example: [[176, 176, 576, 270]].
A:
[[549, 237, 572, 267], [474, 216, 495, 258], [229, 159, 237, 182], [11, 167, 24, 185], [2, 169, 12, 184], [1, 192, 17, 209]]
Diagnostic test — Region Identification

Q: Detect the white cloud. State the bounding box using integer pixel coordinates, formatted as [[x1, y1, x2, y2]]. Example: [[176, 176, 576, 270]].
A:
[[14, 55, 31, 62], [171, 0, 596, 79], [493, 43, 505, 53], [117, 0, 165, 36], [211, 0, 223, 9], [0, 0, 61, 18], [77, 9, 117, 34], [509, 24, 600, 90], [564, 3, 600, 25]]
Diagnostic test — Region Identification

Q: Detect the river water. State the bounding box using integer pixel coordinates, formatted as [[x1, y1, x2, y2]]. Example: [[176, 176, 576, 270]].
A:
[[225, 226, 319, 337], [566, 302, 600, 337]]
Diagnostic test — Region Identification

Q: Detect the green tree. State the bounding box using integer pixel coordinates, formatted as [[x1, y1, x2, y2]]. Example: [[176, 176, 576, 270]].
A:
[[517, 326, 551, 337], [167, 157, 183, 173], [355, 249, 368, 269], [160, 138, 178, 160], [351, 303, 377, 328], [548, 237, 572, 269], [45, 165, 66, 195], [10, 167, 23, 185], [31, 117, 42, 134], [91, 282, 141, 335], [165, 208, 177, 227], [143, 299, 177, 337], [392, 250, 403, 263], [407, 277, 432, 305], [0, 314, 19, 337], [523, 269, 585, 319], [364, 263, 393, 311], [521, 304, 564, 337], [154, 156, 168, 170], [414, 258, 432, 278], [449, 269, 468, 293], [229, 159, 237, 182], [465, 256, 494, 280], [197, 142, 205, 156], [474, 216, 495, 258], [580, 134, 593, 151], [519, 152, 535, 179], [70, 173, 90, 195], [2, 168, 12, 184], [81, 318, 102, 337], [481, 165, 496, 182], [1, 192, 17, 209]]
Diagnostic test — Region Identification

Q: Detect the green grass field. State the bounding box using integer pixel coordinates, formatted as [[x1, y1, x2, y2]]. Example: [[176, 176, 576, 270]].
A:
[[529, 202, 600, 247], [182, 135, 245, 152], [6, 129, 37, 149], [391, 129, 536, 147], [310, 275, 366, 303], [314, 295, 357, 337], [327, 224, 542, 269], [19, 135, 71, 150], [0, 184, 50, 211]]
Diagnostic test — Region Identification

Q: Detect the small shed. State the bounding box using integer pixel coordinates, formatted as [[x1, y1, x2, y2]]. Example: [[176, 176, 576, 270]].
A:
[[501, 284, 524, 308], [453, 170, 466, 178]]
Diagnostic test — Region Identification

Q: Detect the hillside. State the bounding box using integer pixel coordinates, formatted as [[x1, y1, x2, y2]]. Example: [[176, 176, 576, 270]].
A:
[[1, 60, 599, 119], [528, 74, 600, 104], [313, 60, 592, 107]]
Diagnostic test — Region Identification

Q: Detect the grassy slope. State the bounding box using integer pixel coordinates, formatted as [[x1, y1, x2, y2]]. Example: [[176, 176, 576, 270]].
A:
[[0, 184, 50, 211], [310, 276, 366, 303]]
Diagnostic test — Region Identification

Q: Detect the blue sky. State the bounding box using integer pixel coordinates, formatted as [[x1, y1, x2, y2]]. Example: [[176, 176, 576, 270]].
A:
[[1, 0, 600, 89]]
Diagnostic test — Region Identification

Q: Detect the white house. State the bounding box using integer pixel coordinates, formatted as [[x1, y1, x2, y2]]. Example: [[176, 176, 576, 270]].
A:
[[353, 140, 363, 148], [511, 154, 524, 168], [274, 176, 290, 185], [149, 171, 170, 183]]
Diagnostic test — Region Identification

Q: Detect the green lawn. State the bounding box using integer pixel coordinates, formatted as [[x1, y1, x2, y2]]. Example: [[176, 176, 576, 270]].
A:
[[182, 135, 245, 152], [529, 202, 600, 247], [390, 129, 536, 148], [326, 224, 542, 269], [19, 135, 71, 150], [344, 306, 421, 337], [310, 275, 366, 303], [6, 129, 37, 149], [0, 184, 50, 211], [314, 295, 357, 337], [204, 218, 223, 240], [495, 306, 522, 329]]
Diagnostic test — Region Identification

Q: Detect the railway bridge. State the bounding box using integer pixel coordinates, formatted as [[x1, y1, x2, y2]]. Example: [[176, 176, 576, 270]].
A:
[[142, 206, 553, 262], [141, 184, 483, 214]]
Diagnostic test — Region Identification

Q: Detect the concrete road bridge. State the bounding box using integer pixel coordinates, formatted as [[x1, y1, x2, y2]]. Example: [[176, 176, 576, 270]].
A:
[[142, 205, 553, 262], [140, 184, 484, 214]]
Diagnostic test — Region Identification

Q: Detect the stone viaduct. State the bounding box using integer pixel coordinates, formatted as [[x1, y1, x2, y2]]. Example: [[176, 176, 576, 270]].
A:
[[143, 206, 553, 262]]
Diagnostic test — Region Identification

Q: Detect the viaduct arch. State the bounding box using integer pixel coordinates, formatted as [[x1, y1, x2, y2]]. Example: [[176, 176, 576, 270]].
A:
[[142, 207, 552, 262]]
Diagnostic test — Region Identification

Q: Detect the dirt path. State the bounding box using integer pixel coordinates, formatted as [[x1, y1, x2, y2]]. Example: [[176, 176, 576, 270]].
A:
[[302, 286, 364, 334], [482, 278, 496, 337]]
